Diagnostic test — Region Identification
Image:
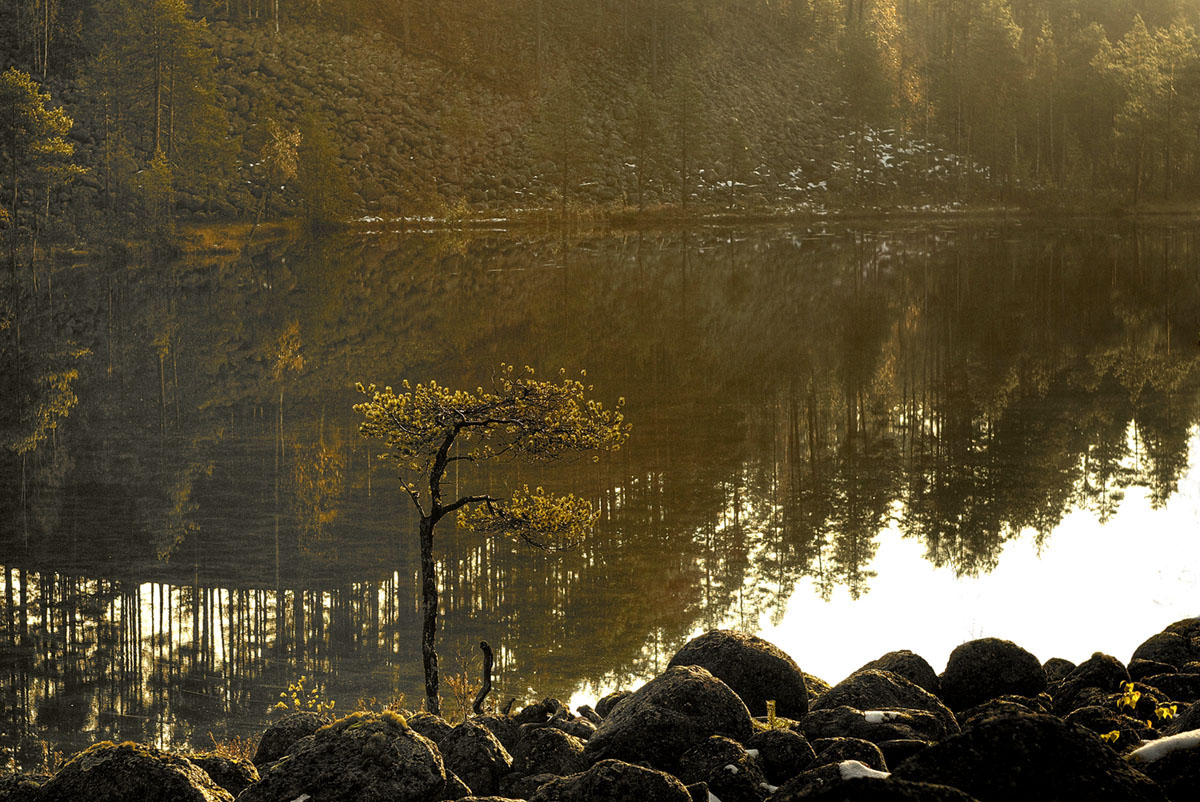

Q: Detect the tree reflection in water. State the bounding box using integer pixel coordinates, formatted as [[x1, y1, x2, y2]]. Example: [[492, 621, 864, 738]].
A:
[[2, 222, 1199, 754]]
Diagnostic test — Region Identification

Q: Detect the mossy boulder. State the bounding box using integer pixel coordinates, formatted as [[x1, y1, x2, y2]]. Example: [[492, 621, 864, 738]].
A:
[[668, 629, 809, 718], [583, 665, 753, 772], [939, 638, 1046, 712], [236, 711, 445, 802], [38, 741, 233, 802], [184, 753, 258, 796], [529, 759, 691, 802], [251, 711, 331, 767]]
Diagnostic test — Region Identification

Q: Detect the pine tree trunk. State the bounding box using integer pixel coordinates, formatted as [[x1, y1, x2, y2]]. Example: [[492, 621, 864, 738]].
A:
[[419, 515, 440, 714]]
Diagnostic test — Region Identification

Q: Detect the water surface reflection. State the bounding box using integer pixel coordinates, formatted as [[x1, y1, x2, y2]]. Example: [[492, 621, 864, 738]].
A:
[[2, 222, 1199, 753]]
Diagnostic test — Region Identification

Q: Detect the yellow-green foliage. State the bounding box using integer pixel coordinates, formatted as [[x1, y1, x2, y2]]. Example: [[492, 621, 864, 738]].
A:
[[354, 363, 629, 542], [1116, 682, 1141, 712], [274, 675, 336, 716]]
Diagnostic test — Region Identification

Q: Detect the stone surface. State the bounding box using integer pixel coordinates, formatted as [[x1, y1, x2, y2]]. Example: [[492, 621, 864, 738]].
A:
[[1064, 705, 1146, 753], [185, 752, 259, 797], [38, 741, 233, 802], [667, 629, 808, 718], [744, 727, 816, 784], [811, 669, 958, 736], [237, 712, 445, 802], [676, 736, 769, 802], [1143, 673, 1200, 704], [509, 727, 588, 778], [855, 651, 941, 697], [583, 665, 753, 772], [252, 710, 331, 766], [440, 719, 513, 796], [1042, 657, 1077, 684], [1129, 731, 1200, 802], [770, 761, 890, 801], [529, 759, 691, 802], [793, 776, 983, 801], [939, 638, 1047, 712], [1050, 652, 1129, 715], [812, 737, 888, 771], [595, 691, 631, 718], [408, 712, 455, 746], [891, 712, 1167, 802], [1132, 632, 1199, 670], [800, 706, 948, 744]]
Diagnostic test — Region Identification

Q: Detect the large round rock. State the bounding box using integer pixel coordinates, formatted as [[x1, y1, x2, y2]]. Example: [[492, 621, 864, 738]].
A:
[[440, 719, 513, 796], [811, 669, 957, 738], [529, 759, 691, 802], [855, 651, 941, 697], [668, 630, 808, 718], [939, 638, 1046, 712], [252, 710, 331, 766], [891, 712, 1167, 802], [237, 712, 445, 802], [583, 665, 753, 772], [39, 741, 233, 802]]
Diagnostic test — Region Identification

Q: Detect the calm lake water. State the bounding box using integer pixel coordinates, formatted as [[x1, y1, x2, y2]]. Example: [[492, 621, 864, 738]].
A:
[[2, 219, 1200, 754]]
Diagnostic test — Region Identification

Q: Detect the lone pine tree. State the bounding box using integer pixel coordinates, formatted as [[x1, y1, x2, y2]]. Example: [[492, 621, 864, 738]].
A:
[[354, 364, 628, 714]]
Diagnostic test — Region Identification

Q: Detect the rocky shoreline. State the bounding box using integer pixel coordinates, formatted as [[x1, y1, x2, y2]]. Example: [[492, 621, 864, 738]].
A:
[[4, 620, 1200, 801]]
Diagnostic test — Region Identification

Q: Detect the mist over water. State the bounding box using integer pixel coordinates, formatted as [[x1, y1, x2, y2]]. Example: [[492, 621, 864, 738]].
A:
[[3, 220, 1200, 753]]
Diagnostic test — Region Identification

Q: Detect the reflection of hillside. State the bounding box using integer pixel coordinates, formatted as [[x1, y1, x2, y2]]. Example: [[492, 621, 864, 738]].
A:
[[2, 224, 1200, 751]]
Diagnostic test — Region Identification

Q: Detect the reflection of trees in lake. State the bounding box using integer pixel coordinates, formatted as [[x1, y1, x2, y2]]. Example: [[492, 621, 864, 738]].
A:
[[3, 223, 1200, 751]]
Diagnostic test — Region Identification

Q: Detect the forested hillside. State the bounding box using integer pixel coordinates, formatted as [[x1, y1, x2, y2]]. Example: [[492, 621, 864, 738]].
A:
[[3, 0, 1200, 240]]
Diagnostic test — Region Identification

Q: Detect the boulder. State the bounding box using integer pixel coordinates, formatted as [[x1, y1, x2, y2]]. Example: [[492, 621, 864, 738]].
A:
[[770, 760, 892, 800], [237, 712, 445, 802], [1142, 673, 1200, 704], [1131, 632, 1199, 670], [473, 714, 520, 752], [812, 737, 888, 771], [1163, 617, 1200, 640], [1064, 705, 1146, 752], [38, 742, 232, 802], [443, 771, 472, 799], [676, 736, 769, 802], [252, 711, 331, 766], [1050, 652, 1129, 715], [957, 697, 1044, 727], [0, 775, 46, 802], [409, 712, 454, 746], [440, 720, 513, 796], [811, 670, 958, 736], [891, 712, 1168, 802], [583, 665, 753, 772], [876, 739, 930, 768], [1164, 700, 1200, 736], [185, 753, 259, 796], [1130, 659, 1177, 683], [667, 630, 808, 718], [744, 727, 816, 784], [498, 772, 559, 799], [529, 759, 691, 802], [856, 651, 941, 697], [515, 699, 566, 726], [1128, 730, 1200, 802], [800, 706, 948, 744], [509, 727, 588, 778], [804, 673, 833, 701], [1042, 658, 1077, 684], [783, 775, 982, 801], [939, 638, 1046, 712]]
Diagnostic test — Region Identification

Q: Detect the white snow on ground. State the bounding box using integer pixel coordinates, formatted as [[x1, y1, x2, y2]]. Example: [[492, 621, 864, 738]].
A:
[[838, 760, 891, 780], [1128, 730, 1200, 763]]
